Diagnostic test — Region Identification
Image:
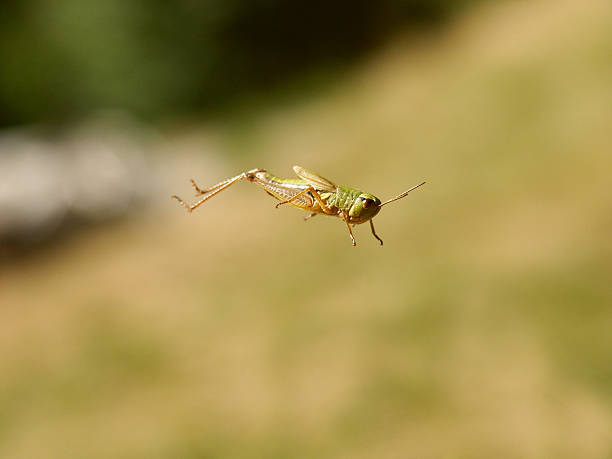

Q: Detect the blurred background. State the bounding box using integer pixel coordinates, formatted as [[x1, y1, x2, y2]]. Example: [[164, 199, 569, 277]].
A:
[[1, 0, 611, 457]]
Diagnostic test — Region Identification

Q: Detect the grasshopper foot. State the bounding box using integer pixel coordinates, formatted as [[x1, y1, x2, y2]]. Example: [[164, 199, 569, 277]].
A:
[[171, 195, 193, 213]]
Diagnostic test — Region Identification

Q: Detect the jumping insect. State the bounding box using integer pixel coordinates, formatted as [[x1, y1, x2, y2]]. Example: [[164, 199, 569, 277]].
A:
[[172, 166, 425, 246]]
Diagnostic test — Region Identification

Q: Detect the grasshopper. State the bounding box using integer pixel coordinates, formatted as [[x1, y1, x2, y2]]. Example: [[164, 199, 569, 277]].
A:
[[172, 166, 425, 246]]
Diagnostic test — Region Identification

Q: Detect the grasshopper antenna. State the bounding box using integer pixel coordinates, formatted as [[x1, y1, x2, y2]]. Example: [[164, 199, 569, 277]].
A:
[[380, 181, 426, 207]]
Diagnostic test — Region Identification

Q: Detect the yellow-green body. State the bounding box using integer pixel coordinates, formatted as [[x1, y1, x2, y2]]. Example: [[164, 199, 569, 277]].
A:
[[253, 169, 382, 224]]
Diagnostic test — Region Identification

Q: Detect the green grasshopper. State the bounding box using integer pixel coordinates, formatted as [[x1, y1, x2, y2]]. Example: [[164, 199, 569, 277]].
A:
[[172, 166, 425, 246]]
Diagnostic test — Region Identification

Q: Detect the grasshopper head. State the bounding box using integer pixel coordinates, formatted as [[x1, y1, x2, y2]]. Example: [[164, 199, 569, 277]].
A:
[[349, 182, 427, 223], [349, 193, 382, 223]]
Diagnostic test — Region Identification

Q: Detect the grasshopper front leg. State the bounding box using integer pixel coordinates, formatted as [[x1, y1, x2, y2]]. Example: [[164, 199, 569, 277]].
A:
[[369, 219, 383, 246], [341, 212, 357, 247]]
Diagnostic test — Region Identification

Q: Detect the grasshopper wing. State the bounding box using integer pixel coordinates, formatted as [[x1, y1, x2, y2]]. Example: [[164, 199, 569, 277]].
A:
[[293, 165, 336, 192]]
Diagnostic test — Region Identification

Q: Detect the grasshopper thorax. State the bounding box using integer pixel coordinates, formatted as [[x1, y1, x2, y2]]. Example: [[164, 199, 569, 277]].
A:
[[348, 193, 382, 223]]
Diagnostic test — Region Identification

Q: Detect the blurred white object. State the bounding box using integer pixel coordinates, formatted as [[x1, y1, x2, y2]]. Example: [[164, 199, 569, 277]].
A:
[[0, 113, 151, 245]]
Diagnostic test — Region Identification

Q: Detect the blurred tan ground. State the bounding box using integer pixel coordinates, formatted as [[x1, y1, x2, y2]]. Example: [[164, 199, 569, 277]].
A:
[[1, 0, 611, 457]]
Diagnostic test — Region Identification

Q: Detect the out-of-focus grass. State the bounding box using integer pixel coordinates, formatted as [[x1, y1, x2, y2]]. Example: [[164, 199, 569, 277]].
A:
[[1, 0, 611, 457]]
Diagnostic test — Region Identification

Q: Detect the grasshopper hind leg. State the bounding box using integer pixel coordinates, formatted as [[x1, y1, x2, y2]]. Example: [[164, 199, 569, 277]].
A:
[[172, 171, 257, 213], [304, 212, 317, 221]]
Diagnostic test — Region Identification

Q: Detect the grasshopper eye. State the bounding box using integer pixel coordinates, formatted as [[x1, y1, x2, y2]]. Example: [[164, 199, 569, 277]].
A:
[[362, 197, 374, 209]]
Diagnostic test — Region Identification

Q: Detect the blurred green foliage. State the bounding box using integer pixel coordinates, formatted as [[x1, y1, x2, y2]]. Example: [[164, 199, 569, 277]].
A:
[[0, 0, 475, 126]]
